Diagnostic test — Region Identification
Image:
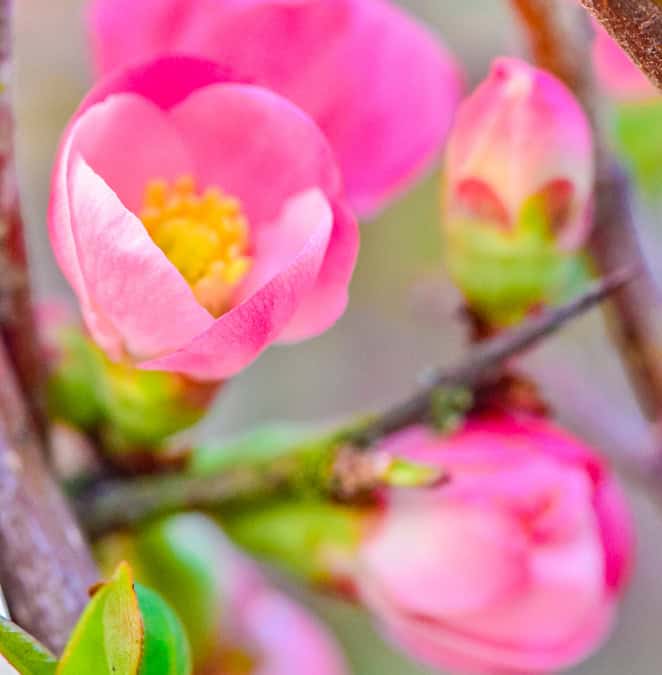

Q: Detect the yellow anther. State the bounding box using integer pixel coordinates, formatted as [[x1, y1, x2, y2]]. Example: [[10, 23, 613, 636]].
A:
[[139, 176, 252, 317]]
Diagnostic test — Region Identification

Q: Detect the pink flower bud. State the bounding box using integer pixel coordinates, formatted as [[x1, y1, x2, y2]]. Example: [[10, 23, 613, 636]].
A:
[[442, 58, 594, 325], [356, 415, 633, 673], [49, 57, 358, 381], [87, 0, 464, 217], [593, 24, 656, 101]]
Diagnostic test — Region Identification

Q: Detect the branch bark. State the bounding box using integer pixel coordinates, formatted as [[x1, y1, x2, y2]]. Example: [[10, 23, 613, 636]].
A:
[[511, 0, 662, 423], [0, 340, 98, 653], [0, 0, 45, 435], [75, 272, 630, 537], [579, 0, 662, 91]]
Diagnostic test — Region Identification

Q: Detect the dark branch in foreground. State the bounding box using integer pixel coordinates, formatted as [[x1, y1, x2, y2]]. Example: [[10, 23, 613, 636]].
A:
[[76, 271, 632, 537], [579, 0, 662, 92], [0, 340, 98, 653]]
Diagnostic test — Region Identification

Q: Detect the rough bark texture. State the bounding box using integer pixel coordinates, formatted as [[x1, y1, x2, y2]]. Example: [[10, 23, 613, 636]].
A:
[[579, 0, 662, 91], [511, 0, 662, 423], [0, 0, 45, 436], [0, 341, 98, 653]]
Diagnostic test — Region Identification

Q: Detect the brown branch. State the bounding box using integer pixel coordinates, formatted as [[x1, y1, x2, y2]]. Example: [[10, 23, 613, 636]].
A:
[[0, 0, 46, 436], [0, 340, 98, 653], [579, 0, 662, 91], [511, 0, 662, 423], [75, 271, 631, 537]]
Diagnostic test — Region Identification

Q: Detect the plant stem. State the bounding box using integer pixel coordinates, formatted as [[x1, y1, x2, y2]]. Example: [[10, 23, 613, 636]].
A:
[[0, 0, 45, 436], [511, 0, 662, 423], [75, 272, 630, 537], [0, 340, 98, 653]]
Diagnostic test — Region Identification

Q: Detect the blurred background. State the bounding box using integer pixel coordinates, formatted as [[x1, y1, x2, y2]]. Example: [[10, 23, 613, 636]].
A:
[[13, 1, 662, 673]]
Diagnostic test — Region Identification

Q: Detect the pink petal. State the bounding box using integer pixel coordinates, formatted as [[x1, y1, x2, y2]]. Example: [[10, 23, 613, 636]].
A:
[[169, 82, 342, 224], [140, 189, 333, 379], [277, 200, 357, 342], [245, 590, 347, 675], [67, 92, 194, 213], [88, 0, 464, 216], [447, 58, 593, 246], [359, 501, 527, 618], [68, 156, 213, 359], [78, 54, 234, 114]]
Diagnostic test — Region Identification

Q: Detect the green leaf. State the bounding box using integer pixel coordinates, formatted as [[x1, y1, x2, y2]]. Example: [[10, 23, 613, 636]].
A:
[[0, 618, 56, 675], [57, 562, 143, 675], [136, 585, 191, 675]]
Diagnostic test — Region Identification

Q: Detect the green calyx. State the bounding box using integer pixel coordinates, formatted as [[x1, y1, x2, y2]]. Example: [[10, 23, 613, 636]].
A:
[[46, 325, 218, 458], [223, 499, 363, 585], [443, 199, 586, 326]]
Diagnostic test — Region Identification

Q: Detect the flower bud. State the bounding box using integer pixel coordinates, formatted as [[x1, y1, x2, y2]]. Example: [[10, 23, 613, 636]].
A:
[[356, 415, 633, 674], [442, 58, 594, 325]]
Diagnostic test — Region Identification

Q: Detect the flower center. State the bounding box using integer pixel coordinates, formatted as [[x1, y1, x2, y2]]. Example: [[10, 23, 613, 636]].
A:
[[139, 176, 252, 317]]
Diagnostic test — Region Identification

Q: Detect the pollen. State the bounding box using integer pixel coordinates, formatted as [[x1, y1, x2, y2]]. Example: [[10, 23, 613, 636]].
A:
[[140, 176, 252, 317]]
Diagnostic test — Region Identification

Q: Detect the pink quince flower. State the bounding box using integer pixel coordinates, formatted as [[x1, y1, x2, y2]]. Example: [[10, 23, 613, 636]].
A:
[[356, 415, 633, 674], [445, 57, 594, 251], [49, 57, 359, 381], [87, 0, 464, 217], [592, 23, 656, 101]]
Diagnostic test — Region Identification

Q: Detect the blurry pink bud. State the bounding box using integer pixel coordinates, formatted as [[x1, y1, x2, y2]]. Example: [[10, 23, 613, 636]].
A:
[[445, 57, 593, 250], [593, 23, 656, 101], [356, 415, 633, 674], [443, 58, 594, 324], [87, 0, 464, 217]]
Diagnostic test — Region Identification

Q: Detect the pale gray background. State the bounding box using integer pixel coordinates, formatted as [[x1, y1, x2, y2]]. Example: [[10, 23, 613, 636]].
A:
[[14, 1, 662, 673]]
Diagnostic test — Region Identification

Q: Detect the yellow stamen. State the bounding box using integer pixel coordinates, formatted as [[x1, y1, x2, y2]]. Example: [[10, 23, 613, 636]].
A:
[[139, 176, 252, 317]]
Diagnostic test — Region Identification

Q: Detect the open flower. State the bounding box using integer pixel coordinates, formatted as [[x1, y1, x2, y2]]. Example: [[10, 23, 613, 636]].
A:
[[87, 0, 464, 217], [442, 58, 593, 325], [356, 415, 633, 674], [49, 56, 358, 381]]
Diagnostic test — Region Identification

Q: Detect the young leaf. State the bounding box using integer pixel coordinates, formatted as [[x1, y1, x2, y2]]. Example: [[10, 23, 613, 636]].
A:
[[57, 562, 143, 675], [0, 618, 56, 675], [136, 585, 191, 675]]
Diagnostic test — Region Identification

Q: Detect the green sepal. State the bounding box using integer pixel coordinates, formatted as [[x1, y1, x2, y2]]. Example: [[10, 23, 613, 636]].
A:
[[98, 362, 211, 452], [57, 562, 143, 675], [0, 618, 56, 675], [135, 585, 191, 675], [444, 212, 587, 326], [223, 499, 362, 584], [46, 326, 105, 430]]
